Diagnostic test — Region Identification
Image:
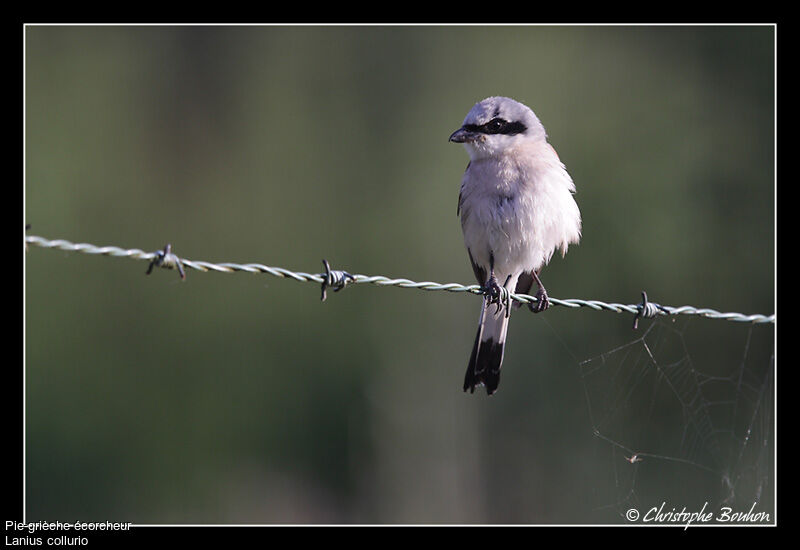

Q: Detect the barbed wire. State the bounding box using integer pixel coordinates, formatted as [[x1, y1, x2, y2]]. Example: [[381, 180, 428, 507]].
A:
[[24, 235, 775, 326]]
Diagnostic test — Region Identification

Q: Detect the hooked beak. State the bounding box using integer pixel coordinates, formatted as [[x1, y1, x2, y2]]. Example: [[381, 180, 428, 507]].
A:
[[448, 126, 476, 143]]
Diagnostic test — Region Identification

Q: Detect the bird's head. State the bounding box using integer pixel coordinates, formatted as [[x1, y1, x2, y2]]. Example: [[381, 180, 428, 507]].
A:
[[449, 96, 546, 159]]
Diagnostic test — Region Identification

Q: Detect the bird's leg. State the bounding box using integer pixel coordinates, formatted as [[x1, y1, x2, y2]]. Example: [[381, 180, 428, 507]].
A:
[[482, 252, 500, 313], [528, 270, 550, 313], [483, 270, 502, 313], [484, 272, 512, 317], [481, 253, 512, 316]]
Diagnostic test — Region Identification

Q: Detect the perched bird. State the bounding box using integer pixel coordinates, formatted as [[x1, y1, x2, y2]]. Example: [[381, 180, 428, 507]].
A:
[[449, 97, 581, 395]]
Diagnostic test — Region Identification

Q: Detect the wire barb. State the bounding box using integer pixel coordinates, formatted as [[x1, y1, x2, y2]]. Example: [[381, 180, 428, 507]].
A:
[[146, 244, 186, 281], [632, 291, 667, 329], [320, 259, 355, 302]]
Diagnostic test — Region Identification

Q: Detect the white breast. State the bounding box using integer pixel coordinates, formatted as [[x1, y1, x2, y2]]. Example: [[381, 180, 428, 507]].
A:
[[459, 142, 581, 279]]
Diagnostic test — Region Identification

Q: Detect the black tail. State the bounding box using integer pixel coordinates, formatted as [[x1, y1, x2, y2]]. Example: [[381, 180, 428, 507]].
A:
[[464, 323, 505, 395]]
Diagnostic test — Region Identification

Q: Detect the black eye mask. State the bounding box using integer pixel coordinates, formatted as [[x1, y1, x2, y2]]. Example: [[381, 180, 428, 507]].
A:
[[463, 117, 527, 136]]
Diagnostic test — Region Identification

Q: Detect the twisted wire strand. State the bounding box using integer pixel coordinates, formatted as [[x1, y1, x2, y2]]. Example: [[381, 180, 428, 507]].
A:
[[24, 235, 775, 325]]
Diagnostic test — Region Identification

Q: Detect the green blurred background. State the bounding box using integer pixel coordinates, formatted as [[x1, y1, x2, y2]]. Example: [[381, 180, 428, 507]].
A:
[[24, 25, 775, 524]]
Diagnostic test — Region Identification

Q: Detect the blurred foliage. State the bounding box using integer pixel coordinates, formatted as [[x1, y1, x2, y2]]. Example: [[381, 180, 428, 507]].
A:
[[25, 25, 774, 524]]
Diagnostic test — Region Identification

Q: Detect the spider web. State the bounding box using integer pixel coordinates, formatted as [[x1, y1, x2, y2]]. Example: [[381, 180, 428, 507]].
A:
[[574, 317, 775, 525]]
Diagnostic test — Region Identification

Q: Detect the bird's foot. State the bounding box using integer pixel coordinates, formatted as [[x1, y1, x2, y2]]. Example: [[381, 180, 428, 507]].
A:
[[528, 286, 550, 313], [483, 275, 512, 318]]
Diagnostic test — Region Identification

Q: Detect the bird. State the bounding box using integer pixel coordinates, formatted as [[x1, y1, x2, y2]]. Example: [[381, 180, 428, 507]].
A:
[[449, 96, 581, 395]]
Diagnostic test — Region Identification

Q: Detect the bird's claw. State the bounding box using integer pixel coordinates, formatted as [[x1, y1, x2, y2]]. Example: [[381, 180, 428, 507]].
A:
[[528, 286, 550, 313], [483, 275, 511, 318], [485, 276, 502, 311]]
